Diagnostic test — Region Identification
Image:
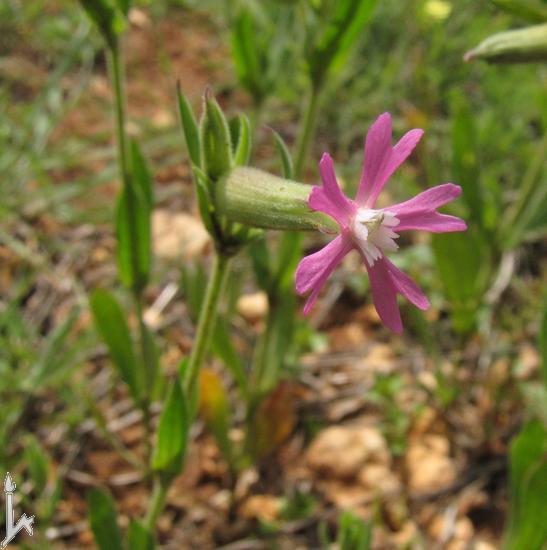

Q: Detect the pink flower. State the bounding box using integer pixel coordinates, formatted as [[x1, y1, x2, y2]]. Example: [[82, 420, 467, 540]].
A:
[[295, 113, 467, 333]]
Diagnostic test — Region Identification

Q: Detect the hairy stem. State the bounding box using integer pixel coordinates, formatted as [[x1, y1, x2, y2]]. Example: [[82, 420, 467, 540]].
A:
[[185, 253, 232, 396], [144, 476, 169, 531]]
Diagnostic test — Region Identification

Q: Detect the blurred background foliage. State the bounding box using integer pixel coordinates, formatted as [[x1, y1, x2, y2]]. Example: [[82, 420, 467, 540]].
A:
[[0, 0, 546, 547]]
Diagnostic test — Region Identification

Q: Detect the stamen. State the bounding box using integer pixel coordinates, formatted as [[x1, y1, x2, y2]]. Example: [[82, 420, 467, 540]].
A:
[[351, 208, 400, 266]]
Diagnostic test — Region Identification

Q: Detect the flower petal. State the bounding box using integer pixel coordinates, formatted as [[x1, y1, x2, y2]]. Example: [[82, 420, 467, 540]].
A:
[[384, 257, 429, 310], [356, 113, 424, 208], [388, 183, 462, 215], [309, 153, 356, 228], [394, 211, 467, 233], [387, 184, 466, 233], [295, 235, 353, 315], [364, 255, 403, 333]]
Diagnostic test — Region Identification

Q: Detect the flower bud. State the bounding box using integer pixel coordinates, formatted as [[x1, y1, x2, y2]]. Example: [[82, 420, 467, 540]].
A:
[[215, 167, 338, 233], [79, 0, 125, 49], [199, 91, 233, 182], [464, 23, 547, 63]]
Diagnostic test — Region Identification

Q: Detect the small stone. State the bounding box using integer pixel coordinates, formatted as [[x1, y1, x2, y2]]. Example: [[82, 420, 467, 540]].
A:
[[306, 425, 389, 479], [237, 291, 268, 322], [152, 210, 209, 260], [406, 435, 456, 493], [358, 464, 401, 494], [241, 495, 280, 522]]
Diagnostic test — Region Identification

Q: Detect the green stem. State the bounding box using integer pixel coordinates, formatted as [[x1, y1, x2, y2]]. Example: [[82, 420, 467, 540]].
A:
[[294, 85, 321, 178], [108, 43, 129, 186], [185, 253, 232, 396], [144, 476, 169, 530], [109, 41, 155, 467]]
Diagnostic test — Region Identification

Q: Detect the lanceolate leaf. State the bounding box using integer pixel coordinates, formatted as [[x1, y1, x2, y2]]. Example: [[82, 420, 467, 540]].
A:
[[451, 94, 484, 228], [308, 0, 377, 87], [151, 375, 189, 478], [130, 140, 153, 208], [90, 289, 141, 402], [87, 488, 124, 550], [116, 183, 151, 291], [233, 114, 252, 166], [231, 10, 265, 103], [126, 520, 155, 550], [541, 298, 547, 387], [114, 0, 130, 17], [505, 421, 547, 549], [271, 129, 294, 180], [491, 0, 547, 24], [177, 84, 201, 168]]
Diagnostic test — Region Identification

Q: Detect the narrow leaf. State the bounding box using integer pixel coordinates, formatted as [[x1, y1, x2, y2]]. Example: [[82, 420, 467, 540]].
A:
[[177, 84, 201, 168], [87, 488, 124, 550], [126, 520, 155, 550], [233, 114, 252, 166], [450, 93, 483, 228], [231, 10, 265, 103], [505, 421, 547, 549], [308, 0, 377, 86], [90, 289, 140, 401], [491, 0, 547, 24], [116, 183, 151, 290], [271, 129, 294, 179], [151, 375, 189, 478]]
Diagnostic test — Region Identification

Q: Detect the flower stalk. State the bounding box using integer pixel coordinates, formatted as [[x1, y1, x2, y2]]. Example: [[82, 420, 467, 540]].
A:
[[184, 253, 233, 396]]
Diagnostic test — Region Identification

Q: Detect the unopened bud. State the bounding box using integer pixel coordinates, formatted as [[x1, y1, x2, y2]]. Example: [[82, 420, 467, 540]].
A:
[[464, 23, 547, 63], [200, 90, 233, 182]]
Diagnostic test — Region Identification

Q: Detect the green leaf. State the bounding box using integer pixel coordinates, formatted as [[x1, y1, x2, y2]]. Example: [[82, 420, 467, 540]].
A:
[[231, 10, 265, 103], [275, 232, 302, 290], [271, 129, 294, 179], [432, 229, 491, 333], [87, 488, 124, 550], [24, 435, 49, 496], [130, 140, 153, 209], [126, 520, 155, 550], [233, 114, 252, 166], [141, 321, 159, 398], [505, 420, 547, 549], [491, 0, 547, 23], [79, 0, 124, 48], [337, 510, 372, 550], [212, 318, 248, 396], [115, 0, 130, 17], [308, 0, 377, 87], [192, 167, 218, 240], [248, 238, 272, 292], [541, 298, 547, 386], [177, 84, 201, 168], [450, 93, 483, 228], [503, 135, 547, 249], [116, 182, 151, 291], [199, 91, 233, 182], [89, 289, 141, 402], [151, 375, 189, 478], [30, 306, 79, 388]]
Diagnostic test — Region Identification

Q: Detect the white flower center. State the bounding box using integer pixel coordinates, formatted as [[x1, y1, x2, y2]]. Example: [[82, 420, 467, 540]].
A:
[[351, 208, 400, 266]]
